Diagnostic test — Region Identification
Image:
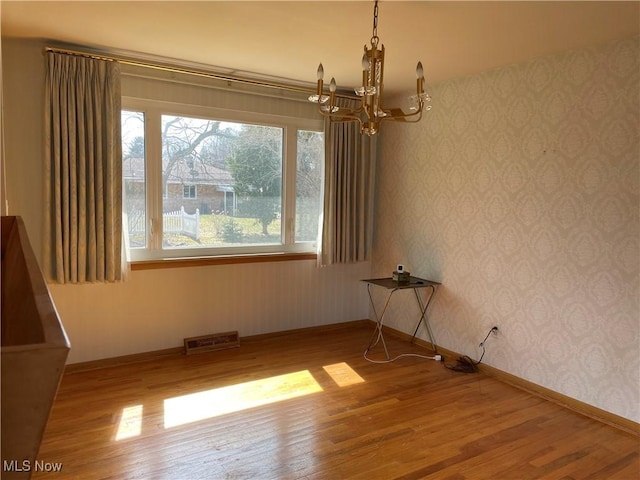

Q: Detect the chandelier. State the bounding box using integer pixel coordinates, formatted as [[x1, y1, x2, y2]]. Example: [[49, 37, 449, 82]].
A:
[[309, 0, 431, 136]]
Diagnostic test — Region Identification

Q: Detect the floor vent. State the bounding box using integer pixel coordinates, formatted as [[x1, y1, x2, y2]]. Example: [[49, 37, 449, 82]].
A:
[[184, 331, 240, 355]]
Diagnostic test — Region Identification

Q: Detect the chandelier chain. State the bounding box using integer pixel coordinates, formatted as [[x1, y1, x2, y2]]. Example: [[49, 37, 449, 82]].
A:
[[371, 0, 379, 47]]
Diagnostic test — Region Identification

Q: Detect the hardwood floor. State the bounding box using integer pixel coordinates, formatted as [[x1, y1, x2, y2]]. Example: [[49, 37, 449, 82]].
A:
[[33, 323, 638, 479]]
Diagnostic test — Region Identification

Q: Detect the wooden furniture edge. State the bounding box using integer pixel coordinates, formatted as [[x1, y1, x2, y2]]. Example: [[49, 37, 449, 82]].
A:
[[131, 252, 317, 270], [374, 320, 640, 437]]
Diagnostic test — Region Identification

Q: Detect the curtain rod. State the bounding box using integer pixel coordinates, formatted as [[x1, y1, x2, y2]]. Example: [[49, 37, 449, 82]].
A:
[[43, 46, 322, 97]]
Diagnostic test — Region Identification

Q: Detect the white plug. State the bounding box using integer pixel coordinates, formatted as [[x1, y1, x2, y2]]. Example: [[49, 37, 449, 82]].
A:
[[434, 354, 442, 361]]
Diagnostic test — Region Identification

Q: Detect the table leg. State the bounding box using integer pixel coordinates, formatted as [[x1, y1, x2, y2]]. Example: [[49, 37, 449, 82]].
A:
[[366, 283, 395, 360], [411, 286, 438, 353]]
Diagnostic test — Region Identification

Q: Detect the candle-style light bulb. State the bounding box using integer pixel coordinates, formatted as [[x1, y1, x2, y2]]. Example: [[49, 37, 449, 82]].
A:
[[415, 61, 425, 97], [317, 64, 324, 81], [330, 78, 337, 92], [362, 53, 370, 71]]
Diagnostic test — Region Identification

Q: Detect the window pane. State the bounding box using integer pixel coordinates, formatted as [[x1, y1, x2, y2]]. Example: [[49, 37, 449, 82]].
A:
[[161, 116, 283, 248], [122, 110, 146, 248], [296, 130, 324, 243], [183, 184, 196, 199]]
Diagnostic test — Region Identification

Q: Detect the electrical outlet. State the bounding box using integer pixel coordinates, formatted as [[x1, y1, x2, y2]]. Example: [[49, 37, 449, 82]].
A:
[[480, 326, 499, 348]]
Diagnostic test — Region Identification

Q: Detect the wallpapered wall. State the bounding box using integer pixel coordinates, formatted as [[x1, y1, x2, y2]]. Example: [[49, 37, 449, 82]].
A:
[[373, 37, 639, 422]]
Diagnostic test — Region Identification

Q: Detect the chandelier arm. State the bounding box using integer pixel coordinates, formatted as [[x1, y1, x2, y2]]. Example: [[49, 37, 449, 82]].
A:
[[381, 108, 424, 124], [383, 105, 424, 119], [319, 110, 366, 122], [362, 105, 375, 122], [314, 97, 365, 119], [316, 105, 364, 117]]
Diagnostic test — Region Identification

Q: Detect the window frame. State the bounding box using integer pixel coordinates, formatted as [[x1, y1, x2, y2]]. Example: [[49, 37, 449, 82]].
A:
[[182, 184, 197, 199], [122, 97, 324, 262]]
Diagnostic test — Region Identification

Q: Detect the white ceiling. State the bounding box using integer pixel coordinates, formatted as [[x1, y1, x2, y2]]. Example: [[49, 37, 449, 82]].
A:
[[2, 1, 639, 95]]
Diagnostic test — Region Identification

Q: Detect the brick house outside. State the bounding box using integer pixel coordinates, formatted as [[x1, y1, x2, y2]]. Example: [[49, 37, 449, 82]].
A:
[[123, 156, 237, 216]]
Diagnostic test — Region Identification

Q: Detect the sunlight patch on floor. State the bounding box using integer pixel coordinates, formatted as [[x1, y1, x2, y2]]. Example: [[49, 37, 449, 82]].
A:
[[115, 405, 144, 440], [323, 362, 366, 387], [163, 370, 323, 428]]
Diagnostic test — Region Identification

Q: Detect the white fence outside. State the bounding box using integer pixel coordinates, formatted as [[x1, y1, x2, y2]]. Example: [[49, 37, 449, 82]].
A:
[[164, 207, 200, 240], [127, 207, 200, 241]]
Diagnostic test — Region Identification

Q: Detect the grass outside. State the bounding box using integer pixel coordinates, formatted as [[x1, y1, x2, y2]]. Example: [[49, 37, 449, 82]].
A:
[[163, 213, 281, 247]]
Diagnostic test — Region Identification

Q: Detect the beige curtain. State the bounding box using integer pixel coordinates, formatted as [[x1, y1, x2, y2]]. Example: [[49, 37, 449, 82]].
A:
[[43, 52, 123, 283], [319, 99, 376, 265]]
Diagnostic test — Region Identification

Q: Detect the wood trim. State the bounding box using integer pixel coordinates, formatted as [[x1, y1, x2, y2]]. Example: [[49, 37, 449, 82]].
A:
[[375, 320, 640, 437], [130, 252, 317, 270], [64, 346, 185, 373], [477, 358, 640, 437], [239, 319, 372, 343], [63, 320, 370, 373]]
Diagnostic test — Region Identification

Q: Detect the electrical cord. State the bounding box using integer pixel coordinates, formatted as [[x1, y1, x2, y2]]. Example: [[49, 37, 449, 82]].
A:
[[363, 326, 442, 364], [364, 350, 441, 364], [444, 355, 479, 373], [444, 326, 497, 373]]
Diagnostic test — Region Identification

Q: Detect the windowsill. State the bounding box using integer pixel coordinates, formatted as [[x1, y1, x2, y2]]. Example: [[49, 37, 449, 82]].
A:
[[130, 252, 318, 270]]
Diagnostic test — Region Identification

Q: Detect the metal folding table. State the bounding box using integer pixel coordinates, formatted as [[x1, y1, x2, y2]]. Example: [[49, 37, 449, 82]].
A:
[[361, 276, 441, 359]]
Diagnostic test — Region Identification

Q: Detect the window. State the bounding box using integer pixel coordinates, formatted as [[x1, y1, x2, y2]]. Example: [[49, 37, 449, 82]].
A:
[[296, 130, 324, 243], [122, 101, 324, 261], [122, 110, 146, 249], [182, 185, 197, 199]]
